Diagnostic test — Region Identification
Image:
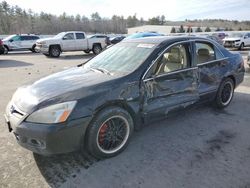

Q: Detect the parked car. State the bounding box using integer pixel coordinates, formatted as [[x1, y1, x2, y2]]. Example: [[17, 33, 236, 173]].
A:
[[36, 31, 107, 57], [124, 32, 164, 40], [212, 32, 227, 40], [0, 39, 5, 54], [195, 34, 223, 45], [88, 34, 111, 46], [223, 32, 250, 50], [110, 36, 126, 44], [4, 36, 244, 158], [2, 34, 40, 54]]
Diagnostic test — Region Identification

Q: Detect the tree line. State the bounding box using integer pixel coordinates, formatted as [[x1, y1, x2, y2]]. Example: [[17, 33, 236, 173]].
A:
[[0, 1, 249, 35]]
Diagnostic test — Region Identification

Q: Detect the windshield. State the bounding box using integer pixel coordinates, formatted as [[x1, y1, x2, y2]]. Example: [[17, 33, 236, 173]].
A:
[[3, 35, 15, 41], [228, 32, 244, 38], [84, 42, 155, 75], [53, 32, 66, 39]]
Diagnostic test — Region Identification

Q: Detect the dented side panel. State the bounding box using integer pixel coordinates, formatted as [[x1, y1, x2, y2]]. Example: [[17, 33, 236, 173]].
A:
[[142, 68, 199, 121]]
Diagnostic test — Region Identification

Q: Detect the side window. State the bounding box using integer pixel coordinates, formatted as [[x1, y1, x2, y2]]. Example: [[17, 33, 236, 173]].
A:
[[76, 33, 85, 39], [195, 42, 215, 64], [63, 33, 74, 40], [153, 43, 190, 75], [12, 36, 21, 41], [31, 36, 39, 40]]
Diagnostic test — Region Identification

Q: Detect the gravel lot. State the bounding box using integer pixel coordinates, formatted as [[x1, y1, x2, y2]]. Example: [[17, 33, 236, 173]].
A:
[[0, 50, 250, 188]]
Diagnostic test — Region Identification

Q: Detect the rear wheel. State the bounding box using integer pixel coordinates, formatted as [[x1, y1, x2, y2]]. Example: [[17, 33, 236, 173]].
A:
[[214, 78, 234, 108], [86, 107, 134, 159], [31, 44, 38, 53], [238, 43, 244, 50], [92, 44, 102, 55], [3, 46, 8, 54], [49, 46, 61, 57]]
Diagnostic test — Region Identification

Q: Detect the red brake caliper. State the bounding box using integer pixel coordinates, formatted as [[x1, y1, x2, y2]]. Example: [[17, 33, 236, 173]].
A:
[[98, 123, 108, 145]]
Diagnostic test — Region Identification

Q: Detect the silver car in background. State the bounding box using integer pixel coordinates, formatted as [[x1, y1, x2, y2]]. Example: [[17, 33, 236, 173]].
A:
[[2, 34, 40, 54]]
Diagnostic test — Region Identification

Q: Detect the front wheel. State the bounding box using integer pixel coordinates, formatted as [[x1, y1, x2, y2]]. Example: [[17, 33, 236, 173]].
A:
[[214, 78, 234, 109], [86, 107, 134, 159], [31, 44, 38, 53], [92, 44, 102, 55], [49, 46, 61, 57]]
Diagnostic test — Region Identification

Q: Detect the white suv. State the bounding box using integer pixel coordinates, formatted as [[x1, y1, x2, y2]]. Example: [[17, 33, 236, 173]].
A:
[[223, 32, 250, 50], [2, 34, 40, 54]]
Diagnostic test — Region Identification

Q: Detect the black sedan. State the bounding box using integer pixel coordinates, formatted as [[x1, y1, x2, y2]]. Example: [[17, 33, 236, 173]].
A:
[[4, 36, 245, 158]]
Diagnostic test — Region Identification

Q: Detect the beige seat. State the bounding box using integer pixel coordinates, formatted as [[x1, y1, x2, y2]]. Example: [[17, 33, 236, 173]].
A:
[[197, 48, 210, 64], [164, 47, 182, 72]]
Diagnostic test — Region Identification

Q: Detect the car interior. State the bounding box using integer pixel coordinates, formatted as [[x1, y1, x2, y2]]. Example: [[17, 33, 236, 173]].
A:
[[154, 44, 188, 75]]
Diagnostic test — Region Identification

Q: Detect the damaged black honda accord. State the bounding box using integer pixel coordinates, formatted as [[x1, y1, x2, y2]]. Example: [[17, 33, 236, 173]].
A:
[[4, 36, 245, 159]]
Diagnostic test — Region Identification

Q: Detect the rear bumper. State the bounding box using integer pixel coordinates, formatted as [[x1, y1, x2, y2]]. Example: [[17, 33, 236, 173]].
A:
[[7, 116, 92, 155]]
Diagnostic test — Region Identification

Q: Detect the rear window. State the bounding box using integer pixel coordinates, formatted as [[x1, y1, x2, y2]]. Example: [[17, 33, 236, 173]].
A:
[[76, 33, 85, 39]]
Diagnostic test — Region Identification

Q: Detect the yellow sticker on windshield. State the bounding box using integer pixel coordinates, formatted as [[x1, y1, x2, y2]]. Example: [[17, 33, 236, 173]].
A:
[[137, 44, 155, 48]]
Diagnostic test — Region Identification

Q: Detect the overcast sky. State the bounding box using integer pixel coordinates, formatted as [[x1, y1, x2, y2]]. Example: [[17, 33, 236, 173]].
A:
[[5, 0, 250, 21]]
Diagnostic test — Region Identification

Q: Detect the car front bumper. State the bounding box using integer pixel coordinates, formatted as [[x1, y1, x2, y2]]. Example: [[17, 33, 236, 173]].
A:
[[4, 113, 92, 155], [223, 41, 241, 48], [35, 44, 49, 54]]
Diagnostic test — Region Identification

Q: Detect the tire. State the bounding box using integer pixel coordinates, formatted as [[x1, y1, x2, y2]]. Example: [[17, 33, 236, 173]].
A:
[[49, 46, 61, 57], [3, 46, 8, 54], [92, 44, 102, 55], [86, 107, 134, 159], [214, 78, 234, 109], [31, 44, 38, 53], [84, 50, 90, 54], [238, 43, 244, 50]]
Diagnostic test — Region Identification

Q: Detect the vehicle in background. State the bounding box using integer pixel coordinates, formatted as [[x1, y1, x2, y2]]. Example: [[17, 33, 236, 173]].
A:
[[223, 32, 250, 50], [5, 36, 244, 158], [110, 36, 126, 44], [36, 31, 107, 57], [88, 34, 111, 46], [0, 39, 5, 54], [247, 51, 250, 67], [212, 32, 227, 40], [196, 34, 223, 45], [2, 34, 40, 54], [124, 32, 164, 40]]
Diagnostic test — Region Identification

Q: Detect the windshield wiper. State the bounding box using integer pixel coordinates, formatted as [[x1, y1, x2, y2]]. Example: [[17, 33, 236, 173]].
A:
[[90, 67, 112, 75]]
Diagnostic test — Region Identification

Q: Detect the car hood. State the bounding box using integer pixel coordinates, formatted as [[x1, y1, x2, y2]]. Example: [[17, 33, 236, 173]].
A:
[[223, 37, 241, 41], [11, 67, 116, 113]]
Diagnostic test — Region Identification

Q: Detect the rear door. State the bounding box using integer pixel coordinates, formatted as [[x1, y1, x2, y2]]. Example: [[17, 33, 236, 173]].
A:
[[193, 40, 228, 97], [75, 33, 88, 50], [142, 41, 199, 121], [20, 36, 34, 49], [61, 33, 76, 51]]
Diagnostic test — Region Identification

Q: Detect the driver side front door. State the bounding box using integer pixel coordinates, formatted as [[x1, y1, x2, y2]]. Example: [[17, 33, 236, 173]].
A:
[[142, 42, 199, 121]]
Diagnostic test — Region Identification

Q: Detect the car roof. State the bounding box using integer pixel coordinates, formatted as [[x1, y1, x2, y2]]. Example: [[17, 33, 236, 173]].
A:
[[122, 36, 200, 44]]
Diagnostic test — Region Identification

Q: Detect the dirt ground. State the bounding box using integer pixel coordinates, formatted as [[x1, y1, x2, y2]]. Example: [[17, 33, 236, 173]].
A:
[[0, 51, 250, 188]]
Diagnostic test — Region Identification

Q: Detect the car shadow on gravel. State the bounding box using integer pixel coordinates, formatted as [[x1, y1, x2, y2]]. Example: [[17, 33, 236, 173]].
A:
[[33, 152, 98, 187], [0, 60, 33, 68]]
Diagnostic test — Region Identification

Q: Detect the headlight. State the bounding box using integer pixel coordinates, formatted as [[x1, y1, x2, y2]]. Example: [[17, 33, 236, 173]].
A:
[[26, 101, 77, 124]]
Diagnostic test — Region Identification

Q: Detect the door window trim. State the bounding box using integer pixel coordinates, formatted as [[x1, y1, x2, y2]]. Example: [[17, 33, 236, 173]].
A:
[[142, 40, 195, 81], [143, 67, 198, 82]]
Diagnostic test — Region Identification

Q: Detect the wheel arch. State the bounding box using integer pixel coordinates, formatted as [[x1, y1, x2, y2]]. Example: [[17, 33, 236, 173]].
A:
[[49, 44, 62, 52], [4, 45, 9, 51]]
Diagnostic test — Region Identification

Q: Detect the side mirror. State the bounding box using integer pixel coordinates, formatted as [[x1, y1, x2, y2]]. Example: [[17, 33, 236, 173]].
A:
[[9, 39, 13, 42]]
